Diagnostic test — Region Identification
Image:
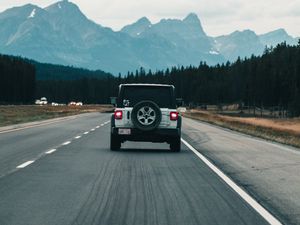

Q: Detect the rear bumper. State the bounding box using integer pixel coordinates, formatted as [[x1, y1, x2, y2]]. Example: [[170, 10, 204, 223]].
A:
[[112, 127, 181, 143]]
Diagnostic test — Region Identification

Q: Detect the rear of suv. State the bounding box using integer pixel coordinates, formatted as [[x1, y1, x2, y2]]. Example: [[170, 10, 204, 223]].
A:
[[110, 84, 181, 152]]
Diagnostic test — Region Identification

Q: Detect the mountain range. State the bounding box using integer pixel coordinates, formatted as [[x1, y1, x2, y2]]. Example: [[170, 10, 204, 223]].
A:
[[0, 0, 298, 74]]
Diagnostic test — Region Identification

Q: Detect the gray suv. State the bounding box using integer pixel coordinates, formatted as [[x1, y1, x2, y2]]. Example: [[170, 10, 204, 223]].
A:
[[110, 84, 182, 152]]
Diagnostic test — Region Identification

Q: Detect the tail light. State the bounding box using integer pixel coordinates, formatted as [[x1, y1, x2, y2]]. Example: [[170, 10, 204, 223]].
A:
[[114, 110, 123, 120], [170, 111, 179, 121]]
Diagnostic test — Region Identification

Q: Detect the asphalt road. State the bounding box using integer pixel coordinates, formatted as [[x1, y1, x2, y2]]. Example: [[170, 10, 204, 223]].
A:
[[0, 112, 283, 225]]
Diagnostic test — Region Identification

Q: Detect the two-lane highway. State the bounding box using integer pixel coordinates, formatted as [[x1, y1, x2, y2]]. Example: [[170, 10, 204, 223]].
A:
[[0, 113, 280, 225]]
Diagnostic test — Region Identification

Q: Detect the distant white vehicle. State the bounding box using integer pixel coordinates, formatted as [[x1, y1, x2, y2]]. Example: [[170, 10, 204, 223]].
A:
[[51, 102, 59, 106], [76, 102, 83, 106], [68, 101, 77, 106], [35, 97, 48, 105], [40, 97, 48, 105]]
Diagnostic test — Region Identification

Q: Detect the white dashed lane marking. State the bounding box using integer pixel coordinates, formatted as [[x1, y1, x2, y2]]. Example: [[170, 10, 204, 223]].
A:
[[16, 161, 35, 169], [62, 141, 71, 146], [14, 120, 111, 170], [45, 149, 57, 154]]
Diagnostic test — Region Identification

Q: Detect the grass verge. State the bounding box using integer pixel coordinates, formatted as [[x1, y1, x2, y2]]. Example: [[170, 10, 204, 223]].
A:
[[0, 105, 113, 127], [184, 110, 300, 149]]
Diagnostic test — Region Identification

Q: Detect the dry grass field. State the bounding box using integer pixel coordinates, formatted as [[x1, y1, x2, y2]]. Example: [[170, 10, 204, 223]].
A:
[[185, 109, 300, 148], [0, 105, 113, 127]]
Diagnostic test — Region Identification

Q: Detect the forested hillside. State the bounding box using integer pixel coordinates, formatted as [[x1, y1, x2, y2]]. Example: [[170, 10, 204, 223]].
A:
[[33, 62, 111, 80], [0, 55, 35, 104], [37, 42, 300, 116]]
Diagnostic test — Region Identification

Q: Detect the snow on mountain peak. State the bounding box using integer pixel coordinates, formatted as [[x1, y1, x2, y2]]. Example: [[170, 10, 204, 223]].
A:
[[209, 50, 220, 55], [28, 8, 36, 18]]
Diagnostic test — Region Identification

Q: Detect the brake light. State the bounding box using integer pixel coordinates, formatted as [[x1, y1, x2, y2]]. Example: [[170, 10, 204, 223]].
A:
[[170, 111, 179, 121], [114, 110, 123, 120]]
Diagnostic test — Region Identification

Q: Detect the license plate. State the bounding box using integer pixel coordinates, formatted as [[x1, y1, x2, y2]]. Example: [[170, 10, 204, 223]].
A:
[[118, 128, 131, 135]]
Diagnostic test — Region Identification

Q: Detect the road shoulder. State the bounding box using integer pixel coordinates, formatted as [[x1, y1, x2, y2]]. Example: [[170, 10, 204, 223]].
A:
[[0, 113, 98, 134], [183, 117, 300, 225]]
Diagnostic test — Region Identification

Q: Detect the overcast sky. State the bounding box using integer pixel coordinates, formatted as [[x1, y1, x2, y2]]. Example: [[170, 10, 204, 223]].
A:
[[0, 0, 299, 37]]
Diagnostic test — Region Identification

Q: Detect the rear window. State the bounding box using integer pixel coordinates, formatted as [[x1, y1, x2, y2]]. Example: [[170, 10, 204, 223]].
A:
[[118, 86, 175, 108]]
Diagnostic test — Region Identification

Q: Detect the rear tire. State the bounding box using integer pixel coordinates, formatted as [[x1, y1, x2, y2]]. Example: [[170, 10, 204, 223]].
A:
[[131, 101, 162, 131], [170, 137, 181, 152], [110, 133, 121, 151]]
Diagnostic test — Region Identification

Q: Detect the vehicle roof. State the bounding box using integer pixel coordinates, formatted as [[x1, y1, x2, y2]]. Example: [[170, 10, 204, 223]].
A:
[[119, 83, 174, 88]]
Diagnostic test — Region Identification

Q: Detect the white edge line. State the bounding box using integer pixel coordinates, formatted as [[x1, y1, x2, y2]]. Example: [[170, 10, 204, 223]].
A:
[[45, 149, 57, 154], [181, 138, 282, 225], [16, 160, 35, 168], [62, 141, 71, 146]]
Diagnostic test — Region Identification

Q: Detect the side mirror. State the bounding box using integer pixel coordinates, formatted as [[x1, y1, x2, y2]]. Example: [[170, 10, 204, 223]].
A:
[[110, 97, 117, 106], [176, 98, 183, 107]]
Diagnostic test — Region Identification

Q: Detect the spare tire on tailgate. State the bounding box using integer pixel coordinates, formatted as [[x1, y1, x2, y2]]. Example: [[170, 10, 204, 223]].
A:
[[131, 101, 162, 131]]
